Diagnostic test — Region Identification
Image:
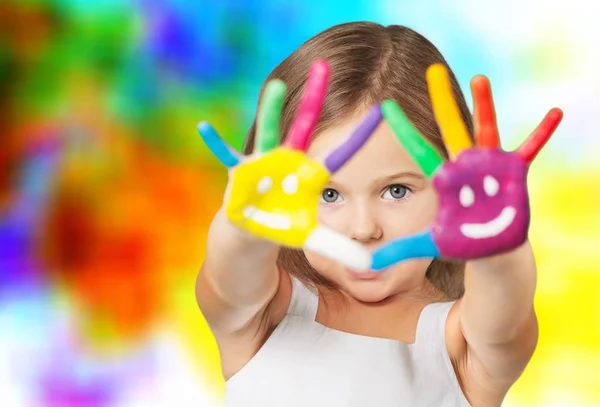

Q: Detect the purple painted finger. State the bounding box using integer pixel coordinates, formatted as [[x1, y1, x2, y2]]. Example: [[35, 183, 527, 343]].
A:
[[324, 105, 382, 173]]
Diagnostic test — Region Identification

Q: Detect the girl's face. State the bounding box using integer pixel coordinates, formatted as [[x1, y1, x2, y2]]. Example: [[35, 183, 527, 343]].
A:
[[305, 110, 439, 303]]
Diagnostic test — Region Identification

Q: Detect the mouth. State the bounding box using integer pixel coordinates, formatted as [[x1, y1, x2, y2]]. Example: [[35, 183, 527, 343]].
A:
[[243, 205, 292, 230], [346, 267, 383, 280], [459, 206, 516, 239]]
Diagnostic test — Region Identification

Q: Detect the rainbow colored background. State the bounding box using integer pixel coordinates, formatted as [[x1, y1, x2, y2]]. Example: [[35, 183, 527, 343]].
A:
[[1, 0, 598, 405]]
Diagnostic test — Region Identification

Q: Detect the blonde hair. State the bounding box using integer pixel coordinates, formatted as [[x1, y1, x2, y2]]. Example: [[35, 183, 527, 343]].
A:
[[243, 22, 473, 300]]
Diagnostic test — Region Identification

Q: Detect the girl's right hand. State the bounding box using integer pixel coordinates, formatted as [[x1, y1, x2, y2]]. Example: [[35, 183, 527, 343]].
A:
[[197, 60, 382, 272]]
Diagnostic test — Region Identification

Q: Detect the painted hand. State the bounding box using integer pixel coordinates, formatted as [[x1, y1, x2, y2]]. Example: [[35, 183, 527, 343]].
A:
[[372, 64, 563, 270], [197, 61, 382, 271]]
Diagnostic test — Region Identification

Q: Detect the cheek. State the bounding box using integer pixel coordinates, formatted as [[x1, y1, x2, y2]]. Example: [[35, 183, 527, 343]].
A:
[[316, 205, 347, 230], [381, 192, 438, 236], [304, 251, 340, 279]]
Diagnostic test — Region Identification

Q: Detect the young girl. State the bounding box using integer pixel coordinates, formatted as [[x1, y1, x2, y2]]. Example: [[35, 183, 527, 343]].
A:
[[196, 22, 550, 406]]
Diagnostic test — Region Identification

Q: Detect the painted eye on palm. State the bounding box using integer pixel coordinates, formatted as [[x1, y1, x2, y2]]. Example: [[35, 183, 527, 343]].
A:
[[372, 64, 563, 270], [197, 61, 383, 272]]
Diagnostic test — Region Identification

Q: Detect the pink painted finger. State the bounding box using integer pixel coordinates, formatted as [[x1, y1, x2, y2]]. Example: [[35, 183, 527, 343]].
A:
[[284, 60, 330, 151], [516, 108, 563, 164]]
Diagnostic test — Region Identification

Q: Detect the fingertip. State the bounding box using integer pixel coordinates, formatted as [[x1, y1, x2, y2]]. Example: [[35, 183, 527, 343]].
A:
[[359, 251, 374, 272], [265, 79, 287, 94], [381, 99, 404, 121], [549, 107, 564, 120], [197, 121, 212, 133], [471, 75, 490, 87], [381, 99, 396, 111], [341, 244, 372, 273], [426, 63, 448, 84], [370, 254, 386, 272], [369, 103, 384, 118], [311, 59, 331, 77]]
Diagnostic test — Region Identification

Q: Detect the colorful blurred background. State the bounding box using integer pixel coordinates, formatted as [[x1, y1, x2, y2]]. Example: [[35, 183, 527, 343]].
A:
[[1, 0, 598, 405]]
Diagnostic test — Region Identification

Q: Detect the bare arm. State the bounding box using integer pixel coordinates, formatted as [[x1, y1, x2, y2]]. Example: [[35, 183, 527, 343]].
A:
[[462, 241, 537, 345], [452, 241, 538, 395], [196, 208, 281, 335]]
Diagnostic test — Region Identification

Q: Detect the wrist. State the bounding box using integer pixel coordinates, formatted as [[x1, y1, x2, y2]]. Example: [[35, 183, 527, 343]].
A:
[[216, 206, 278, 249]]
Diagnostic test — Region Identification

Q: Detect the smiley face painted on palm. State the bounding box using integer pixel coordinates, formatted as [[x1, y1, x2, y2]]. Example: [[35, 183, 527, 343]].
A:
[[432, 149, 529, 259], [227, 149, 328, 246]]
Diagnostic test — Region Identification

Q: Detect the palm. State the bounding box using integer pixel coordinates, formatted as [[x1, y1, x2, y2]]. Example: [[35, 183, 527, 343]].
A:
[[227, 149, 327, 246], [432, 147, 530, 259]]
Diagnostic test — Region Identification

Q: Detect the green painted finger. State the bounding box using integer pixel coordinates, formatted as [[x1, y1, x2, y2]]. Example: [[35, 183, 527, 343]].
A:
[[382, 99, 444, 178], [256, 79, 287, 154]]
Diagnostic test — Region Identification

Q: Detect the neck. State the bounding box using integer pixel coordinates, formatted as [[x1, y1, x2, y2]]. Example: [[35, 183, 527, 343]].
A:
[[314, 280, 447, 343]]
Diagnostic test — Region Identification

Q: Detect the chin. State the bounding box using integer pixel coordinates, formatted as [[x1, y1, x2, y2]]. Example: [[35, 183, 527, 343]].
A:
[[342, 279, 395, 303]]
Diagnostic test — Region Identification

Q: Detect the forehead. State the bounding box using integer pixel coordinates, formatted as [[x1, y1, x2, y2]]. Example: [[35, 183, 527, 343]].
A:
[[306, 112, 423, 180]]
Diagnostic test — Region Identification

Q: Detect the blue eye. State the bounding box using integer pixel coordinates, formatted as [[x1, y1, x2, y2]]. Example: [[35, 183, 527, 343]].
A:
[[321, 188, 342, 203], [383, 184, 411, 200]]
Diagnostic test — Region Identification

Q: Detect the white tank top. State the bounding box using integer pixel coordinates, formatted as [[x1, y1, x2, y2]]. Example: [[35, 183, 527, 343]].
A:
[[225, 277, 471, 407]]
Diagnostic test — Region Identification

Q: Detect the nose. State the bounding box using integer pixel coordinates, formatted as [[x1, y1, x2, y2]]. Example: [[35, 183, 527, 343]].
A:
[[348, 203, 383, 243]]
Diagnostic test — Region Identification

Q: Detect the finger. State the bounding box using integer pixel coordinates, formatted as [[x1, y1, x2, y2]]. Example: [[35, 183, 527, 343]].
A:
[[284, 60, 330, 151], [470, 75, 500, 149], [426, 64, 472, 158], [197, 121, 241, 167], [256, 79, 287, 154], [304, 225, 372, 272], [382, 100, 444, 178], [516, 108, 563, 164], [371, 230, 439, 271], [323, 104, 382, 173]]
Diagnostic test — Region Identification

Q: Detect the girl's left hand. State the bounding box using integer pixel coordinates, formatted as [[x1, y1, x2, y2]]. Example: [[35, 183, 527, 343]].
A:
[[372, 64, 563, 270]]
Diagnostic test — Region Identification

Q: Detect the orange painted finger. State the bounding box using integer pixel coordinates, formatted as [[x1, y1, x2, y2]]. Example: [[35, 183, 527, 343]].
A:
[[471, 75, 500, 149]]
